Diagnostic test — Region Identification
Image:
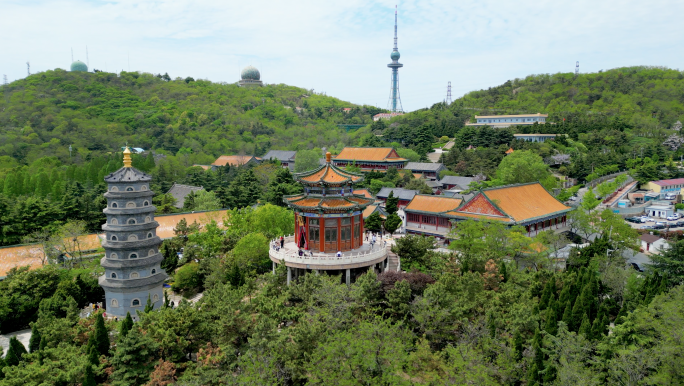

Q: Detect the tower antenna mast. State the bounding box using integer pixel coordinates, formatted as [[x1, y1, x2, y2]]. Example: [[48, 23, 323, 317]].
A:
[[26, 62, 30, 76], [446, 81, 453, 105], [575, 61, 579, 77], [3, 75, 7, 86], [386, 5, 404, 113]]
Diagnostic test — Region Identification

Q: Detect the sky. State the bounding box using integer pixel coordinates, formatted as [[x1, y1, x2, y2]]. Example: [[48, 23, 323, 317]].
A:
[[2, 0, 683, 112]]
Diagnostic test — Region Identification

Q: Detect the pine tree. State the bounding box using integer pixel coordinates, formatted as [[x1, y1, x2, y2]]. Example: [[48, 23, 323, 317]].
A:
[[226, 262, 245, 288], [562, 301, 573, 330], [386, 191, 398, 215], [526, 329, 545, 386], [5, 336, 26, 366], [499, 261, 509, 283], [544, 300, 558, 335], [88, 345, 100, 366], [513, 330, 524, 361], [539, 280, 554, 310], [28, 323, 41, 353], [571, 286, 589, 331], [144, 294, 154, 313], [110, 328, 159, 385], [120, 312, 134, 338], [83, 363, 97, 386], [578, 313, 592, 338], [93, 312, 110, 356]]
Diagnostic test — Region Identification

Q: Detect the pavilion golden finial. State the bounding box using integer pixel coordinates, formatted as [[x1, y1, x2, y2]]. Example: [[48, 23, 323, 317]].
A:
[[123, 147, 132, 168], [326, 151, 331, 163]]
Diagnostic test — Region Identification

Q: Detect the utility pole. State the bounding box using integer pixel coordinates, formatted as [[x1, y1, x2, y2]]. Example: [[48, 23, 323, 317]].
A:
[[446, 81, 453, 105]]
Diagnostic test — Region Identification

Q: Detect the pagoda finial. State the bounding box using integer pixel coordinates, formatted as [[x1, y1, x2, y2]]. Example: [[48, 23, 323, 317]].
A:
[[326, 151, 331, 163], [123, 146, 132, 168]]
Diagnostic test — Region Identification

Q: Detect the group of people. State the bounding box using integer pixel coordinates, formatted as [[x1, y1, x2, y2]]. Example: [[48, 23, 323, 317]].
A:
[[365, 231, 386, 249]]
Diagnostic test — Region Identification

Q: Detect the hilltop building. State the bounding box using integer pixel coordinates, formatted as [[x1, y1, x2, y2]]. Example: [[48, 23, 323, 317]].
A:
[[373, 112, 404, 121], [262, 150, 297, 170], [99, 147, 166, 320], [404, 182, 572, 240], [271, 153, 389, 285], [514, 134, 560, 142], [166, 183, 204, 209], [239, 65, 263, 87], [466, 113, 548, 128], [71, 60, 88, 72], [332, 147, 408, 171], [211, 155, 261, 167]]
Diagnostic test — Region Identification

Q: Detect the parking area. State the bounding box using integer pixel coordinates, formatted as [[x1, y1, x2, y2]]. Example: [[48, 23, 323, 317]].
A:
[[625, 214, 684, 231]]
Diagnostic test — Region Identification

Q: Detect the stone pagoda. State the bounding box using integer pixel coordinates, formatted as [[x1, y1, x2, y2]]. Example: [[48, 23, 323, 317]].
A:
[[99, 147, 166, 320], [271, 152, 389, 285]]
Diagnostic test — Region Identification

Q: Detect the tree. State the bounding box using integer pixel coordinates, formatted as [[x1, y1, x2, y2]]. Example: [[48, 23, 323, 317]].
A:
[[4, 336, 27, 366], [649, 239, 684, 286], [92, 312, 110, 356], [110, 327, 159, 386], [144, 295, 154, 313], [386, 191, 398, 215], [191, 190, 221, 211], [172, 262, 201, 293], [83, 364, 97, 386], [294, 149, 321, 172], [392, 234, 435, 272], [494, 150, 551, 186], [365, 211, 383, 232], [582, 188, 600, 211], [120, 312, 134, 338], [28, 323, 41, 353], [404, 178, 433, 194], [232, 233, 270, 275], [384, 213, 402, 234]]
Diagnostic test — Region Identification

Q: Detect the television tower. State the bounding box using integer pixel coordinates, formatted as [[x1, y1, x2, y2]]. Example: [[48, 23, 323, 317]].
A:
[[575, 61, 579, 77], [387, 5, 403, 113], [446, 81, 453, 105]]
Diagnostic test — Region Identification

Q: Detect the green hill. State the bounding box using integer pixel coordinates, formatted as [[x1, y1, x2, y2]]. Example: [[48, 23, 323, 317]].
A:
[[0, 69, 382, 165]]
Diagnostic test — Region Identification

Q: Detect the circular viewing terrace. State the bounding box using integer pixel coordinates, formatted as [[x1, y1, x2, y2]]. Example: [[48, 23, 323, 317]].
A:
[[270, 235, 388, 285]]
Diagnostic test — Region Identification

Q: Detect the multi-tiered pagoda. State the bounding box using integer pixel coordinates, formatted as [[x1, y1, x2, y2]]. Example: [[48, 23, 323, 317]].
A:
[[271, 152, 389, 285], [99, 147, 166, 320]]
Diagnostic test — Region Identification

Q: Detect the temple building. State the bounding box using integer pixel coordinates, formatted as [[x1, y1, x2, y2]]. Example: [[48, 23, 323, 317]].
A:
[[99, 147, 166, 320], [332, 147, 408, 171], [271, 152, 389, 285], [405, 182, 572, 240]]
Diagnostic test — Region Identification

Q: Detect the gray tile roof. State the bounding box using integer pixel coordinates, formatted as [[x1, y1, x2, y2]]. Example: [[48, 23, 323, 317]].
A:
[[404, 162, 446, 172], [262, 150, 296, 162], [104, 167, 152, 183], [167, 183, 204, 208], [376, 187, 419, 201], [440, 176, 476, 189]]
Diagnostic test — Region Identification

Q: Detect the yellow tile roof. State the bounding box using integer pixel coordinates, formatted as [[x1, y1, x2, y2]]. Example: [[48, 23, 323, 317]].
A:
[[335, 147, 406, 162], [299, 164, 362, 184], [445, 211, 511, 222], [483, 183, 571, 222], [405, 195, 462, 213], [353, 189, 373, 199], [212, 155, 255, 167]]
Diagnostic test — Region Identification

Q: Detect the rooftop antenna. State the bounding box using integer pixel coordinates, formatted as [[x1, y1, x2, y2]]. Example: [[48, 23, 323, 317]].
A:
[[86, 46, 89, 67], [575, 61, 579, 77], [71, 48, 74, 62], [26, 62, 30, 76], [446, 81, 453, 105]]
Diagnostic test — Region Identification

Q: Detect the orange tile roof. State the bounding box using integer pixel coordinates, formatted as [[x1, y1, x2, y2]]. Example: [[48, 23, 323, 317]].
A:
[[334, 147, 407, 162], [290, 198, 322, 207], [298, 164, 362, 184], [362, 205, 386, 219], [347, 197, 367, 204], [482, 183, 571, 222], [212, 155, 256, 167], [405, 195, 462, 213], [321, 199, 354, 208], [353, 189, 373, 199], [413, 173, 423, 179], [505, 148, 514, 154]]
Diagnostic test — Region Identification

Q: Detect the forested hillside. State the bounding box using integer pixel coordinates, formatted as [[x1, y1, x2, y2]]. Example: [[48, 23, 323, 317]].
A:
[[0, 69, 381, 165]]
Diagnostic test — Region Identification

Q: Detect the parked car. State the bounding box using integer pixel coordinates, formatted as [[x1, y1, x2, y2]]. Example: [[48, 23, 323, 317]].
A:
[[667, 215, 678, 221], [640, 225, 654, 230], [665, 194, 676, 200], [568, 196, 578, 201], [630, 262, 644, 272], [626, 217, 642, 223], [654, 222, 666, 229], [676, 220, 684, 227]]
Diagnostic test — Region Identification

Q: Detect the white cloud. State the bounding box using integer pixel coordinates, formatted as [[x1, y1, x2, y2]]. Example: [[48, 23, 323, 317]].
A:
[[1, 0, 682, 111]]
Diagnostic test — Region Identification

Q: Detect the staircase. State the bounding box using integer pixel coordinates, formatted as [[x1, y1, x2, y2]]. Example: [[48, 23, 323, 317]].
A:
[[386, 246, 400, 272]]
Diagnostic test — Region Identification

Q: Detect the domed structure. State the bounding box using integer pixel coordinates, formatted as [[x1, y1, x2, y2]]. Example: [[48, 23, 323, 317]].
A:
[[239, 65, 263, 87], [390, 51, 400, 61], [71, 60, 88, 72], [241, 65, 260, 80]]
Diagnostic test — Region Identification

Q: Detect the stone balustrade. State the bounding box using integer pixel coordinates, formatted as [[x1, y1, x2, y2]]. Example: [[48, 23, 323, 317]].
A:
[[269, 235, 387, 269]]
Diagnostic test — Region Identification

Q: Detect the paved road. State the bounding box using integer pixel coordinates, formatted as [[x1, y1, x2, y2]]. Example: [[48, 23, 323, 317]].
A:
[[0, 329, 31, 357]]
